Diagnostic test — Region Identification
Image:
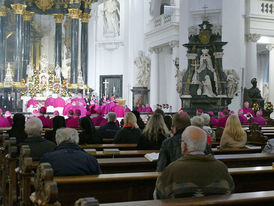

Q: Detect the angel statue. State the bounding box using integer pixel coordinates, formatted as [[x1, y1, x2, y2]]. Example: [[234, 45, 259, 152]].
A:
[[55, 64, 61, 79], [26, 64, 33, 79]]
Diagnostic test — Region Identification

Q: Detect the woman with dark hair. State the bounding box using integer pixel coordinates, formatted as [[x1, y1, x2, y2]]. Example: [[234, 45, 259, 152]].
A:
[[132, 110, 145, 130], [8, 113, 27, 144], [79, 116, 101, 144], [45, 116, 66, 143]]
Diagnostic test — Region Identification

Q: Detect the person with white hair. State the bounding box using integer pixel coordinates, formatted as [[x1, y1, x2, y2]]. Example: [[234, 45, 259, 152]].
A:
[[191, 116, 212, 147], [155, 126, 234, 199], [201, 113, 216, 141], [21, 118, 56, 161], [41, 128, 102, 176], [98, 112, 120, 139]]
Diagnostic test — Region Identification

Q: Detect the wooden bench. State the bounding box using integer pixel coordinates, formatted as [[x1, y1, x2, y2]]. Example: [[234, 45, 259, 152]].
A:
[[30, 164, 274, 206], [81, 144, 137, 150], [89, 150, 159, 158], [212, 147, 262, 154], [99, 191, 274, 206]]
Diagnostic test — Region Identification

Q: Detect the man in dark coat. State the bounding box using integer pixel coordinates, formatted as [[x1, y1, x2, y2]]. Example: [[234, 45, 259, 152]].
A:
[[41, 128, 102, 176], [21, 117, 56, 161], [3, 93, 13, 112], [98, 112, 120, 139]]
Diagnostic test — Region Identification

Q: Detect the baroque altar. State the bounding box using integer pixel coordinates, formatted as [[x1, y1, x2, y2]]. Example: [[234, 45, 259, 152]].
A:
[[180, 20, 239, 115]]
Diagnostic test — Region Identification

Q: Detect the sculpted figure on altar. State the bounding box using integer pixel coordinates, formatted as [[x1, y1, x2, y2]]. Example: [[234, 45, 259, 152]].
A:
[[192, 49, 218, 96], [202, 75, 216, 97], [61, 63, 70, 80], [26, 64, 34, 80], [40, 55, 49, 73], [55, 64, 61, 79]]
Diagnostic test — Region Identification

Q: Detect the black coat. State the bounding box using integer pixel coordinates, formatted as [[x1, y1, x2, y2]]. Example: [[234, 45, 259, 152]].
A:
[[98, 122, 120, 139], [137, 133, 166, 150], [20, 136, 56, 161], [114, 127, 142, 144], [3, 97, 13, 112], [40, 143, 102, 176]]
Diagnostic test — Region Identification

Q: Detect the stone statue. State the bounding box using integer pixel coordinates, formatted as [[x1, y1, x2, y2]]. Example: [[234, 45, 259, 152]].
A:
[[4, 63, 13, 87], [246, 78, 264, 108], [61, 65, 70, 79], [202, 75, 216, 97], [263, 83, 269, 102], [134, 51, 151, 87], [26, 64, 33, 79], [197, 49, 215, 73], [104, 0, 120, 37], [40, 55, 49, 73], [55, 64, 61, 79], [175, 69, 185, 95], [225, 69, 240, 98]]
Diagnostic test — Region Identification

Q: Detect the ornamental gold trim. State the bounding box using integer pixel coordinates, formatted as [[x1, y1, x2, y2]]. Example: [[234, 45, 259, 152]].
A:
[[81, 13, 91, 23], [68, 83, 79, 89], [11, 3, 27, 15], [0, 82, 3, 88], [53, 13, 64, 23], [34, 0, 55, 12], [68, 8, 82, 19], [0, 6, 8, 17], [23, 11, 34, 21], [69, 0, 81, 4], [13, 82, 25, 88]]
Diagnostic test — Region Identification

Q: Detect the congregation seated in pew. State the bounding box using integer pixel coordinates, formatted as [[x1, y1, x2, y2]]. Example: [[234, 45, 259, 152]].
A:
[[155, 126, 235, 199], [220, 115, 247, 148], [8, 113, 27, 144], [20, 117, 56, 160], [132, 110, 146, 130], [191, 116, 212, 147], [201, 113, 216, 142], [114, 112, 142, 144], [79, 116, 101, 144], [41, 128, 102, 176], [98, 112, 120, 139], [137, 113, 169, 150], [44, 116, 66, 143]]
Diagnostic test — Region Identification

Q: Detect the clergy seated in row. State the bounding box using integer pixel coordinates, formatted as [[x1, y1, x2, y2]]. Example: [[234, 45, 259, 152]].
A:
[[242, 101, 255, 117], [8, 113, 27, 144], [79, 116, 101, 144], [110, 100, 125, 118], [238, 109, 249, 125], [66, 109, 81, 129], [114, 112, 142, 144], [38, 107, 52, 128], [5, 111, 13, 125], [191, 116, 212, 147], [155, 126, 235, 199], [137, 113, 169, 150], [20, 118, 56, 161], [98, 112, 120, 139], [215, 110, 230, 128], [45, 116, 66, 143], [0, 109, 12, 127], [220, 115, 247, 148], [41, 128, 102, 176], [157, 113, 214, 172], [251, 110, 266, 126]]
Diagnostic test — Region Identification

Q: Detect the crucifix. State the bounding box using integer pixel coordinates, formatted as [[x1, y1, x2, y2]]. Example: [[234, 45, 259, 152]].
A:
[[103, 79, 109, 98], [202, 2, 209, 22]]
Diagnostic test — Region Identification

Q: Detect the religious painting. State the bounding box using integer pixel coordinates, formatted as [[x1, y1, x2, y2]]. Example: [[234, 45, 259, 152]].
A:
[[100, 75, 123, 100], [131, 87, 150, 108]]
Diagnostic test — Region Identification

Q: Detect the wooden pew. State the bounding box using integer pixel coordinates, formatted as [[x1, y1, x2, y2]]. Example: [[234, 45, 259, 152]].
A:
[[102, 138, 114, 143], [30, 165, 274, 206], [81, 144, 137, 150], [89, 150, 159, 158], [212, 147, 262, 154], [101, 191, 274, 206]]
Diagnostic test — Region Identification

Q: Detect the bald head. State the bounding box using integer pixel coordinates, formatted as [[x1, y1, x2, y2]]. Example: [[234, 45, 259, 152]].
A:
[[181, 126, 207, 154]]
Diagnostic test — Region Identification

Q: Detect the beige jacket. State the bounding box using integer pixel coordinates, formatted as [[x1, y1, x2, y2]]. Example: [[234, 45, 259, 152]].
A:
[[220, 132, 247, 148]]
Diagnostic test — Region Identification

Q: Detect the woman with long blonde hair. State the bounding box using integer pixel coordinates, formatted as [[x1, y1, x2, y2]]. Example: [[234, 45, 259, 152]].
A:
[[138, 113, 170, 150], [220, 115, 247, 148], [114, 112, 142, 144]]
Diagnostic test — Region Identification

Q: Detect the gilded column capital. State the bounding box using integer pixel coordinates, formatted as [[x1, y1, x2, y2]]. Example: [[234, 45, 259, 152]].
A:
[[81, 13, 91, 23], [68, 8, 82, 19], [11, 3, 27, 15], [23, 11, 34, 21], [0, 6, 8, 16], [53, 13, 64, 23]]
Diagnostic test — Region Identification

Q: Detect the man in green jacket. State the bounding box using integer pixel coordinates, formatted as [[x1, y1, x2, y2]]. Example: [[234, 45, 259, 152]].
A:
[[156, 126, 234, 199]]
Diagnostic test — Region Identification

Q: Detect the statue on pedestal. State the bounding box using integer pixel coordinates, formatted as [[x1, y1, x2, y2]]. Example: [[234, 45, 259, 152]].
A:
[[202, 75, 216, 97], [134, 51, 151, 87], [225, 69, 240, 98], [4, 63, 13, 87], [103, 0, 120, 37], [244, 78, 264, 108]]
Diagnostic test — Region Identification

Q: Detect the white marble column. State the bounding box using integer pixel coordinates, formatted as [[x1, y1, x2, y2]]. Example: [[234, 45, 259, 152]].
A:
[[169, 40, 180, 111], [267, 44, 274, 104], [245, 33, 260, 88], [149, 47, 161, 109]]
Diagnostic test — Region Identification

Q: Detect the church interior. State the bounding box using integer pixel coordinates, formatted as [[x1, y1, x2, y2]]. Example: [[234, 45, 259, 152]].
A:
[[0, 0, 274, 205]]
